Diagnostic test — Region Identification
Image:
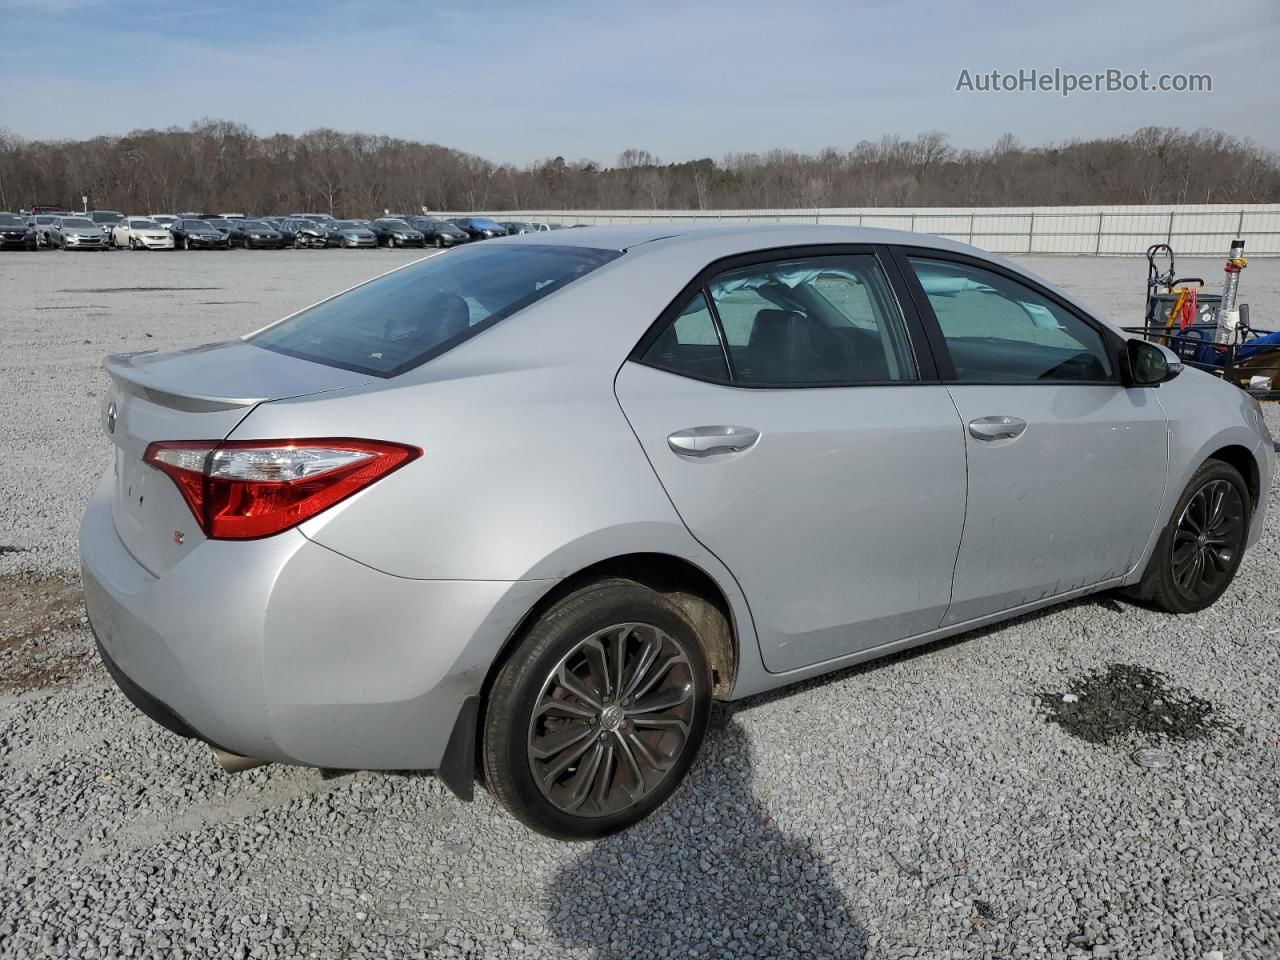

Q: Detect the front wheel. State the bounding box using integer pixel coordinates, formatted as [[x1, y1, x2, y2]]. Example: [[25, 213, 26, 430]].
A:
[[482, 579, 711, 840], [433, 236, 443, 248], [1126, 460, 1250, 613]]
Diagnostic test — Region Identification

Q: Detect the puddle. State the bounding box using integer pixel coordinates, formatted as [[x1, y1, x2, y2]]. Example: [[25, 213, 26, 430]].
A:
[[1037, 663, 1224, 745]]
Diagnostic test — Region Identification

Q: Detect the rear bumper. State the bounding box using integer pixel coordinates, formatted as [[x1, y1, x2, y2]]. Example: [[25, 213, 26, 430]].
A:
[[80, 472, 551, 772]]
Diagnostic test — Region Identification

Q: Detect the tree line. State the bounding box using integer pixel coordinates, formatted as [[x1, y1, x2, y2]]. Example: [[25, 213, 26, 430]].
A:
[[1, 120, 1277, 217]]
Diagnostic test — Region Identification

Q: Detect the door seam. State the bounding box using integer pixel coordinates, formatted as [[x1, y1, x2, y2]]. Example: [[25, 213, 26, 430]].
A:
[[609, 361, 766, 670], [940, 386, 970, 628]]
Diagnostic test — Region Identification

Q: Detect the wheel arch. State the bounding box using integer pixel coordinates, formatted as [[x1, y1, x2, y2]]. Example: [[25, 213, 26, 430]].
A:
[[481, 551, 743, 712], [1206, 443, 1261, 511]]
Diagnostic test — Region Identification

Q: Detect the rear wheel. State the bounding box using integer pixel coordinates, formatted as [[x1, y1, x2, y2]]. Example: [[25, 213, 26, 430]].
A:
[[1127, 460, 1250, 613], [482, 579, 711, 840]]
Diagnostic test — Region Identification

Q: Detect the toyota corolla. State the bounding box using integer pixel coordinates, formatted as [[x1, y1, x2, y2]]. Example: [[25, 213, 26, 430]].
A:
[[80, 226, 1273, 838]]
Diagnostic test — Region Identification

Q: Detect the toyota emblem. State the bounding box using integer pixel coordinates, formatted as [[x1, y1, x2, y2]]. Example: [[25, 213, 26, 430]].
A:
[[106, 401, 117, 434]]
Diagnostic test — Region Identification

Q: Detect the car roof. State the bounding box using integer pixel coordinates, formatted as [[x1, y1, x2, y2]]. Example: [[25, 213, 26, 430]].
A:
[[494, 222, 989, 258]]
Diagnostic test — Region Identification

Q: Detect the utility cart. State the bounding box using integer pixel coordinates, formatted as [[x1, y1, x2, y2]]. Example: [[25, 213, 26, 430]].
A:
[[1125, 240, 1280, 401]]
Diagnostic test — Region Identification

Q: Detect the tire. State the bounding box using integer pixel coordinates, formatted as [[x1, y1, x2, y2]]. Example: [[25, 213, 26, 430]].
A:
[[182, 236, 190, 250], [482, 578, 711, 840], [433, 236, 443, 249], [388, 236, 397, 248], [1126, 459, 1251, 613], [129, 237, 138, 251]]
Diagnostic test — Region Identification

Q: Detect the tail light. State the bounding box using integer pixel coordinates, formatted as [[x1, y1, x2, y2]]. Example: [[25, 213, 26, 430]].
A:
[[144, 438, 421, 540]]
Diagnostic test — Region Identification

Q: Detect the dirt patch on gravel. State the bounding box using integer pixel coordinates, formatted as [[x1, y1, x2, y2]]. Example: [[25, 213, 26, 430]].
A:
[[0, 574, 94, 693], [1037, 663, 1226, 745]]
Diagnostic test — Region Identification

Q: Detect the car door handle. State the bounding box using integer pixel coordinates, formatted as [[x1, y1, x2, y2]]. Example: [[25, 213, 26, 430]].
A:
[[667, 426, 760, 458], [968, 416, 1028, 441]]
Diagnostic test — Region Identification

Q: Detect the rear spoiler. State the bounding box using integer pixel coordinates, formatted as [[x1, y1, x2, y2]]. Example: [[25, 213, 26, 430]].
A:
[[104, 351, 263, 412]]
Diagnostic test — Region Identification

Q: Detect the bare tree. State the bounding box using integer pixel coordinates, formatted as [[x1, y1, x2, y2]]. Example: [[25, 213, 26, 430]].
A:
[[0, 121, 1275, 216]]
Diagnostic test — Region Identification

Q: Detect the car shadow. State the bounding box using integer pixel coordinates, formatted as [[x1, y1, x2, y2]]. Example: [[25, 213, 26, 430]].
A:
[[544, 721, 867, 959]]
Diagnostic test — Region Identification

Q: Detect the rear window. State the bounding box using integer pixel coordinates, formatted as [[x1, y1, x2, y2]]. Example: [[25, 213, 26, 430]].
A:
[[249, 243, 621, 377]]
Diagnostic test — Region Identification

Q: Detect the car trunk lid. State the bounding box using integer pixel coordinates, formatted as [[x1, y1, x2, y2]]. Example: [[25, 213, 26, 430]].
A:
[[103, 342, 374, 576]]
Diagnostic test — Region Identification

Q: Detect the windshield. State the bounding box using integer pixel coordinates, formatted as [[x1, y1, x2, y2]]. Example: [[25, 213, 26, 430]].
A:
[[0, 215, 24, 226], [63, 218, 94, 227], [183, 220, 212, 230], [251, 244, 621, 377], [130, 219, 160, 229], [91, 212, 121, 221], [240, 221, 270, 230], [382, 220, 412, 229], [473, 219, 503, 229], [335, 221, 364, 229]]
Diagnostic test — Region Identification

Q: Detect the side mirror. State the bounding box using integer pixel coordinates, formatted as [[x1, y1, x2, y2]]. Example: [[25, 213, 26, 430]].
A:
[[1126, 338, 1182, 386]]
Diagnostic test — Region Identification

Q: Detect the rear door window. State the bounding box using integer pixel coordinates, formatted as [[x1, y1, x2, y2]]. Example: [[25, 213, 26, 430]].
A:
[[709, 255, 917, 385], [639, 292, 730, 382], [250, 244, 620, 377]]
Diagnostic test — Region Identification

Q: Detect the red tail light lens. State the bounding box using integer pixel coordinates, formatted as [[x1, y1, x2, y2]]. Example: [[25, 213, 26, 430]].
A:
[[144, 438, 421, 540]]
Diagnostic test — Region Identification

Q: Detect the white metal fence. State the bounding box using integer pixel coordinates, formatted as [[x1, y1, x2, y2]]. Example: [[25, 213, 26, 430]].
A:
[[451, 204, 1280, 256]]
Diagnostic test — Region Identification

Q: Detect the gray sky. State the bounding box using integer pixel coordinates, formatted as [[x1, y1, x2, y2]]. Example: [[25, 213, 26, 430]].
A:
[[2, 0, 1277, 164]]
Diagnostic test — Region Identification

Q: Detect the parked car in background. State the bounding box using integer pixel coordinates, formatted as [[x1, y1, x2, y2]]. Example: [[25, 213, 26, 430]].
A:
[[112, 218, 176, 251], [370, 218, 425, 247], [226, 220, 287, 249], [28, 214, 63, 247], [171, 219, 229, 250], [328, 220, 378, 248], [449, 216, 508, 240], [201, 218, 236, 244], [48, 216, 110, 250], [87, 210, 125, 238], [0, 213, 38, 250], [500, 221, 536, 235], [80, 225, 1275, 840], [149, 215, 180, 231], [405, 216, 469, 248], [285, 218, 330, 248]]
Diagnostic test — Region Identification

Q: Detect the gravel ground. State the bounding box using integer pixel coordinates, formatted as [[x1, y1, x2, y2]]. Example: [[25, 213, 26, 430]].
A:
[[1, 248, 1278, 959]]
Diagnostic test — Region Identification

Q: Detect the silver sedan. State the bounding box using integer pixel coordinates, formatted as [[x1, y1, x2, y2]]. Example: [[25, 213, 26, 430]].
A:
[[80, 226, 1273, 838]]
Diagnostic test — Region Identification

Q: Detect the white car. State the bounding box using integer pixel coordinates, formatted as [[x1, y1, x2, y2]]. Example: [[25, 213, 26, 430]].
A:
[[113, 218, 176, 251]]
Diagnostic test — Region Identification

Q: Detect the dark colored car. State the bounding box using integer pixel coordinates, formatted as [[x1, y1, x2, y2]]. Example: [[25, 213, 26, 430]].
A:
[[405, 217, 469, 248], [448, 217, 508, 240], [284, 218, 330, 248], [0, 213, 37, 250], [87, 210, 125, 241], [171, 219, 229, 250], [500, 221, 536, 235], [226, 220, 287, 249], [201, 218, 236, 244], [370, 218, 426, 248]]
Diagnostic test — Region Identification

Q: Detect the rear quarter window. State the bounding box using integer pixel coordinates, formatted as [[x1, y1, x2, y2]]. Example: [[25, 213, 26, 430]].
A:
[[249, 244, 620, 377]]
